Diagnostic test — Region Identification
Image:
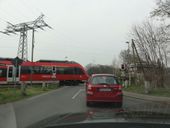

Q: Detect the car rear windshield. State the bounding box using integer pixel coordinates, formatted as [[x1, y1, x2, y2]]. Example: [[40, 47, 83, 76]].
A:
[[90, 76, 118, 85]]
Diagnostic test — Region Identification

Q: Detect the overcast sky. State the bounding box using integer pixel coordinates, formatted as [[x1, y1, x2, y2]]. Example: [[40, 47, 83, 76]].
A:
[[0, 0, 156, 66]]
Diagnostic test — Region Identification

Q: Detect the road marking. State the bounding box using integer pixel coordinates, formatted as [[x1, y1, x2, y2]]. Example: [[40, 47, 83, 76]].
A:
[[72, 89, 84, 99]]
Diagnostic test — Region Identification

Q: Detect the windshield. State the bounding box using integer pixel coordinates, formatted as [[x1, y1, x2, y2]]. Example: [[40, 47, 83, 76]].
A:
[[0, 0, 170, 128], [91, 76, 118, 85]]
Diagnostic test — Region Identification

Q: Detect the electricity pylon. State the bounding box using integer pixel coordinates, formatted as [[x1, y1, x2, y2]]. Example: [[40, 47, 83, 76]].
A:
[[0, 14, 52, 61]]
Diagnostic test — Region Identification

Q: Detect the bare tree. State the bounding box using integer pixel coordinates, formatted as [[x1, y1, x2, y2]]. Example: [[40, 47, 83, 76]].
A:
[[119, 50, 129, 64], [86, 64, 114, 76], [151, 0, 170, 18], [112, 58, 122, 76], [119, 49, 139, 64], [131, 21, 169, 88]]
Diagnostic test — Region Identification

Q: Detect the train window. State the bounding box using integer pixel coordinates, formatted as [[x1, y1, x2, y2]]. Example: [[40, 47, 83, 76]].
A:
[[56, 67, 84, 75], [21, 66, 31, 74], [0, 69, 7, 77], [22, 66, 52, 74], [8, 67, 13, 77], [64, 67, 74, 74], [33, 66, 41, 74], [56, 67, 65, 74], [40, 66, 52, 74], [75, 68, 84, 75]]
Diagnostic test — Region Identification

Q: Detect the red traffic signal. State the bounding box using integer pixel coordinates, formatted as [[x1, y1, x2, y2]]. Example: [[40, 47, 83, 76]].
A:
[[121, 64, 125, 70], [121, 64, 127, 70]]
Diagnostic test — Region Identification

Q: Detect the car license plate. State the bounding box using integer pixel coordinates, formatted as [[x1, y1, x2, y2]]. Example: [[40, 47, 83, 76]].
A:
[[99, 88, 111, 92]]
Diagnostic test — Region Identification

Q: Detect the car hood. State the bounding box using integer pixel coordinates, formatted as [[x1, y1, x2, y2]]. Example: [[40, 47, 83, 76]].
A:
[[28, 109, 170, 128]]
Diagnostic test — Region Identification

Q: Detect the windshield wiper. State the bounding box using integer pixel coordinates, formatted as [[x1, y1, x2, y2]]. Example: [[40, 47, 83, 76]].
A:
[[116, 111, 170, 119]]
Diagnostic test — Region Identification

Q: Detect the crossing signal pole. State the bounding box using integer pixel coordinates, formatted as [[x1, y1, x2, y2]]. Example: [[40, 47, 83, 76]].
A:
[[0, 14, 52, 61]]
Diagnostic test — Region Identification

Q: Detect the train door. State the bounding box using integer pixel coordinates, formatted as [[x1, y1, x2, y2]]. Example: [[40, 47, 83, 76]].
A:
[[7, 65, 20, 83]]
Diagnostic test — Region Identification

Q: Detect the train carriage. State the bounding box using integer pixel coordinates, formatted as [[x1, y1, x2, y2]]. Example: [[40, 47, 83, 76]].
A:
[[0, 58, 89, 85]]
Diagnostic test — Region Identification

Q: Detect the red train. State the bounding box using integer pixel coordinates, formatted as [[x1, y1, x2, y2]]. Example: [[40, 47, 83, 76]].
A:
[[0, 58, 89, 85]]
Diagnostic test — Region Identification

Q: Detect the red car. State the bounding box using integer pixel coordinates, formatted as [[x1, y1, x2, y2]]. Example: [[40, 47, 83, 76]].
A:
[[86, 74, 123, 107]]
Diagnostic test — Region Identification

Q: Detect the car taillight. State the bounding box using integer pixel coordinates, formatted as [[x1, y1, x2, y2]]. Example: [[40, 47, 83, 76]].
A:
[[88, 85, 92, 90], [118, 85, 122, 91], [114, 85, 122, 91], [87, 84, 93, 95], [87, 91, 93, 95]]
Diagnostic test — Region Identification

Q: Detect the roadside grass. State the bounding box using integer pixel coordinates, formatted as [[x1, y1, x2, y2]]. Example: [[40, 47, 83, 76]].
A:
[[123, 85, 144, 94], [0, 84, 59, 104], [123, 85, 170, 97]]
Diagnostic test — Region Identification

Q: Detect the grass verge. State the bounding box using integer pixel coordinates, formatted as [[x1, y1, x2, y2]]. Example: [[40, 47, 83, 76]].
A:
[[0, 84, 59, 104], [123, 85, 170, 98]]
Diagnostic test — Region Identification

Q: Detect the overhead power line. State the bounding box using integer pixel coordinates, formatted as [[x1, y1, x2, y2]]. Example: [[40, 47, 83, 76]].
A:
[[0, 14, 52, 61]]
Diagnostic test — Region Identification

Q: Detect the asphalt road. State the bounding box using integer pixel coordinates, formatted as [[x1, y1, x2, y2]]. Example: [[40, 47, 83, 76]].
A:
[[11, 84, 170, 128]]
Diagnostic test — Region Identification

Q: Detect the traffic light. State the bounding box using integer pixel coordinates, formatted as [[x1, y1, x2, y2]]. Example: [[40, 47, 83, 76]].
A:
[[121, 64, 125, 70]]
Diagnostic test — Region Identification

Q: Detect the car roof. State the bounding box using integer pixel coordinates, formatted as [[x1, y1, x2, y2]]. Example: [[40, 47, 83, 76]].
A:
[[91, 74, 115, 77]]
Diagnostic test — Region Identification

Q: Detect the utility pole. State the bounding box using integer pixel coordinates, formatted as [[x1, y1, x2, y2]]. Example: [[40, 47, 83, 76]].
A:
[[131, 39, 151, 93], [126, 41, 131, 86], [0, 14, 52, 61], [131, 39, 145, 75], [31, 28, 35, 62]]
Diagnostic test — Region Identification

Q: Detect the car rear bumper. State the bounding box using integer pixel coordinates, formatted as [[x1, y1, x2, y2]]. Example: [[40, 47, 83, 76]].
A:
[[86, 93, 123, 103]]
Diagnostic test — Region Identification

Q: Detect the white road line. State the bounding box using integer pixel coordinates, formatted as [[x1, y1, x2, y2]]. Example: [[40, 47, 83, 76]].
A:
[[72, 89, 84, 99]]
